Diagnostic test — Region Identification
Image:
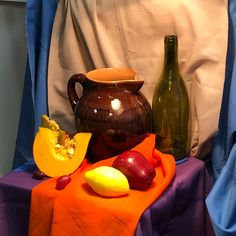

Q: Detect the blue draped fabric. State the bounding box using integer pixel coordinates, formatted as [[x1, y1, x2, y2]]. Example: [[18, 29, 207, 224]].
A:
[[206, 0, 236, 235], [12, 0, 58, 169]]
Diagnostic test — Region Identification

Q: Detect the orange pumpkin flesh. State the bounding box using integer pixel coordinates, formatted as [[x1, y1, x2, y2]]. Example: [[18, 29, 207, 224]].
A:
[[33, 116, 92, 177]]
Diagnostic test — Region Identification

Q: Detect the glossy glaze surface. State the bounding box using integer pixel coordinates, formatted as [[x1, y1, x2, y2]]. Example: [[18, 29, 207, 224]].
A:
[[67, 68, 152, 162]]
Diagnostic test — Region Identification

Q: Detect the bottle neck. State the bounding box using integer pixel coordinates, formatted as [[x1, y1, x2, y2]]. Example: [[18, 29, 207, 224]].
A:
[[163, 35, 179, 69]]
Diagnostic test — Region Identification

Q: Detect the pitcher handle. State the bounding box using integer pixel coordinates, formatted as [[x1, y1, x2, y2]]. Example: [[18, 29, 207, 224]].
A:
[[67, 73, 88, 111]]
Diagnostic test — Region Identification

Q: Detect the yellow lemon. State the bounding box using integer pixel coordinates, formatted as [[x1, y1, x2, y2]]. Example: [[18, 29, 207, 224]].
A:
[[84, 166, 130, 197]]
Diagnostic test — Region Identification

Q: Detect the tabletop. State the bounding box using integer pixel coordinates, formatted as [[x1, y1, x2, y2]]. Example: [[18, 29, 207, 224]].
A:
[[0, 157, 215, 236]]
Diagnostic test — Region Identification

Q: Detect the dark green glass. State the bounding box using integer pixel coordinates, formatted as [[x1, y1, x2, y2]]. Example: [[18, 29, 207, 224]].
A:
[[152, 35, 189, 160]]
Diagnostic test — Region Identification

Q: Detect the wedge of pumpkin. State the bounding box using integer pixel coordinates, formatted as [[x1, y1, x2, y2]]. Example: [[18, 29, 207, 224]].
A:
[[33, 115, 92, 177]]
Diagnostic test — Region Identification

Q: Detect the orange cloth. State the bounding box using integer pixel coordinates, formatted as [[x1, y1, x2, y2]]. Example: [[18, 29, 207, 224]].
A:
[[29, 134, 176, 236]]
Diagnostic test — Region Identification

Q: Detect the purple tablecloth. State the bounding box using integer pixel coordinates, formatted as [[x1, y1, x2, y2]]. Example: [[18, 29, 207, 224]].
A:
[[0, 157, 215, 236]]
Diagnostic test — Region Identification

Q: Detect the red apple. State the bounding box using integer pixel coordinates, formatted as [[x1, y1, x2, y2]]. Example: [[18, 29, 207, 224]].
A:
[[112, 150, 156, 190]]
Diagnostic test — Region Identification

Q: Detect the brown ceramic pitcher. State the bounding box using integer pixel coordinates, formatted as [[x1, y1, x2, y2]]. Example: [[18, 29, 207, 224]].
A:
[[67, 68, 151, 162]]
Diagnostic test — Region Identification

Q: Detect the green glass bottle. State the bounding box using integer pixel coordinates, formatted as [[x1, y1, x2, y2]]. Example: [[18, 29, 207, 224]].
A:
[[152, 35, 189, 160]]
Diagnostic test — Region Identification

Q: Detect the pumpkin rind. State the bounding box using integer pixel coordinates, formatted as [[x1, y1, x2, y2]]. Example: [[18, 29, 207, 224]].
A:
[[33, 127, 92, 177]]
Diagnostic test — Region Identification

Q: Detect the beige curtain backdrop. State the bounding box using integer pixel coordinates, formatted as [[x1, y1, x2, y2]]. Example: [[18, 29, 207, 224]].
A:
[[48, 0, 228, 158]]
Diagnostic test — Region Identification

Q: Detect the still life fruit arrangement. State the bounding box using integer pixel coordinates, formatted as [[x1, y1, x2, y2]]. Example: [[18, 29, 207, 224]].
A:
[[32, 115, 156, 197]]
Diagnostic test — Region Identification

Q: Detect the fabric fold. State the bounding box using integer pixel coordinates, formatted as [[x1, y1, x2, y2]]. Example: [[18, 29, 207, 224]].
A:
[[206, 1, 236, 235], [13, 0, 59, 168], [48, 0, 228, 158], [29, 134, 176, 236]]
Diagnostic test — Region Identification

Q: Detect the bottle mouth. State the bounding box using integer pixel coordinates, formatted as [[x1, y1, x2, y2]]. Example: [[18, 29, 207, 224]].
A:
[[164, 35, 178, 44]]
